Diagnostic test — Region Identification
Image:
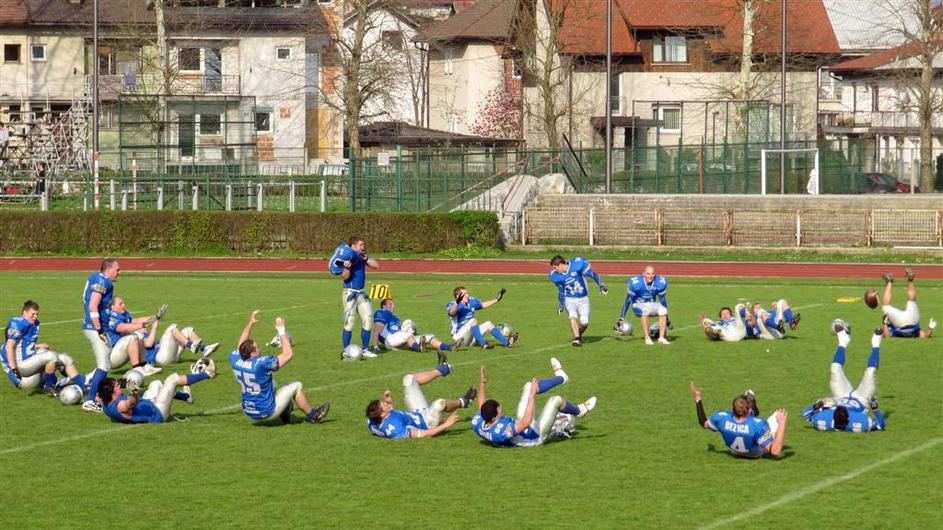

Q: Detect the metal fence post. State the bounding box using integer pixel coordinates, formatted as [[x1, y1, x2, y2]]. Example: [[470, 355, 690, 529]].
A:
[[40, 187, 49, 211], [247, 180, 254, 209], [520, 210, 526, 245], [109, 180, 116, 210], [177, 180, 185, 209], [795, 209, 802, 246], [121, 190, 128, 211], [225, 185, 232, 211], [131, 154, 138, 210], [157, 187, 164, 210], [589, 207, 595, 246], [256, 183, 264, 212], [289, 181, 296, 213], [320, 180, 326, 212], [192, 185, 199, 210]]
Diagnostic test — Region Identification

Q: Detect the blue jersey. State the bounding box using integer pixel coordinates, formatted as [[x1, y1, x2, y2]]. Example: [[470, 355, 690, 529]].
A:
[[229, 351, 280, 420], [328, 243, 368, 289], [373, 309, 401, 340], [104, 395, 164, 424], [707, 411, 773, 458], [4, 316, 40, 364], [739, 306, 759, 338], [368, 409, 427, 439], [549, 257, 598, 306], [802, 406, 883, 432], [82, 272, 114, 331], [104, 309, 132, 346], [446, 298, 483, 335], [470, 413, 540, 447], [627, 274, 668, 306], [887, 322, 921, 338]]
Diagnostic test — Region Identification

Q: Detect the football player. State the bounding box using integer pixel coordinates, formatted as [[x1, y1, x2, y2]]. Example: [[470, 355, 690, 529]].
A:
[[229, 311, 330, 425], [549, 255, 607, 347], [700, 304, 749, 342], [620, 265, 670, 345], [98, 366, 216, 424], [751, 299, 800, 340], [329, 235, 379, 354], [446, 286, 517, 349], [800, 322, 886, 432], [104, 297, 219, 371], [372, 298, 453, 353], [471, 359, 596, 448], [690, 382, 788, 459], [878, 267, 936, 339], [365, 352, 475, 439], [4, 300, 85, 394], [81, 259, 120, 412]]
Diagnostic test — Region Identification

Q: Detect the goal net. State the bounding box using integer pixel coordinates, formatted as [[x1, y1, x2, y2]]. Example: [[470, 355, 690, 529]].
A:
[[760, 148, 820, 195]]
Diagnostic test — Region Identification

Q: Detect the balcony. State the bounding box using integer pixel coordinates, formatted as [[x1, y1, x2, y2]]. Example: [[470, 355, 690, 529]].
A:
[[97, 74, 241, 99], [822, 110, 943, 134]]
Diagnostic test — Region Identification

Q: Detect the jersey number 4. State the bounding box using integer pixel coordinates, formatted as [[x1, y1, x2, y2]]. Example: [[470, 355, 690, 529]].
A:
[[233, 371, 261, 395], [729, 436, 747, 453]]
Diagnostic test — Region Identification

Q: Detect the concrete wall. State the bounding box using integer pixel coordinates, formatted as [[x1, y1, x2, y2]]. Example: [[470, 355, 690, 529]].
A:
[[0, 31, 86, 102], [537, 192, 943, 210]]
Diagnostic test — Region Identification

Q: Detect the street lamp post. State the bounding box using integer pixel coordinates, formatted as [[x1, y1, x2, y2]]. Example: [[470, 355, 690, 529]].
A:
[[93, 0, 100, 210]]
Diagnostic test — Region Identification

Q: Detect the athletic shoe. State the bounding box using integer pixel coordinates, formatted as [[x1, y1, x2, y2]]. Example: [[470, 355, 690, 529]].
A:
[[189, 339, 203, 354], [42, 386, 59, 398], [140, 364, 162, 376], [869, 397, 880, 410], [790, 313, 801, 330], [508, 332, 519, 347], [905, 266, 914, 282], [745, 388, 756, 401], [571, 337, 583, 347], [437, 351, 452, 376], [577, 396, 597, 418], [307, 402, 330, 424], [418, 335, 429, 352], [459, 386, 477, 408], [776, 320, 786, 334], [657, 337, 670, 345], [181, 385, 194, 404], [81, 400, 103, 413], [645, 336, 654, 345], [201, 342, 220, 358], [832, 319, 850, 336], [882, 272, 894, 284], [929, 318, 937, 330], [190, 358, 217, 379], [362, 349, 379, 359], [482, 343, 495, 350], [279, 406, 293, 425], [550, 357, 569, 384]]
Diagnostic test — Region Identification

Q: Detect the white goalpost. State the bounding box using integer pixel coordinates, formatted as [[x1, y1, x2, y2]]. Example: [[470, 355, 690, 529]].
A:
[[760, 148, 819, 195]]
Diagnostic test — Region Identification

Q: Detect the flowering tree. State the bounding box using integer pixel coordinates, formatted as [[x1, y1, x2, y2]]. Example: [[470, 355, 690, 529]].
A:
[[470, 84, 522, 139]]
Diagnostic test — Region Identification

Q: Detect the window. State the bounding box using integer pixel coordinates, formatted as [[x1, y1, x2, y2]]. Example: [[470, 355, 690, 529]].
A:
[[444, 48, 453, 75], [276, 47, 292, 61], [381, 31, 403, 51], [653, 35, 687, 63], [4, 44, 21, 63], [200, 114, 221, 135], [610, 74, 621, 113], [255, 109, 272, 133], [7, 104, 21, 122], [30, 44, 46, 62], [512, 58, 523, 79], [178, 47, 201, 71], [652, 104, 681, 132]]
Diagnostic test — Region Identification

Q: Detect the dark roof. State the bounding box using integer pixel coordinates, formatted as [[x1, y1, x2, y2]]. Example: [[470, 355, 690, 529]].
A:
[[831, 42, 926, 72], [359, 121, 518, 147], [15, 1, 329, 31], [415, 0, 517, 43], [591, 116, 661, 130], [0, 0, 29, 26]]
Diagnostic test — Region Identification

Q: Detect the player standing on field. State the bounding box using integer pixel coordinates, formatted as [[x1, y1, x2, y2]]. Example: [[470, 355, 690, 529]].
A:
[[329, 236, 379, 355], [549, 255, 607, 347], [81, 259, 121, 413], [620, 265, 670, 345]]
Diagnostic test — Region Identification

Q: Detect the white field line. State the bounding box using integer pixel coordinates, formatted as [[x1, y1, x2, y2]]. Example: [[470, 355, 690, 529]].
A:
[[0, 342, 564, 456], [698, 436, 943, 530]]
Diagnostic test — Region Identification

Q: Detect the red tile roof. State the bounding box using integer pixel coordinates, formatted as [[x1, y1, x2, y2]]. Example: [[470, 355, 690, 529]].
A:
[[0, 0, 29, 26], [830, 41, 923, 72], [555, 0, 639, 55], [416, 0, 517, 42]]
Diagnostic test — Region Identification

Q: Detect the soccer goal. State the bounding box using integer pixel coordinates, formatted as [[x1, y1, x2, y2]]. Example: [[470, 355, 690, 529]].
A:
[[760, 148, 819, 195]]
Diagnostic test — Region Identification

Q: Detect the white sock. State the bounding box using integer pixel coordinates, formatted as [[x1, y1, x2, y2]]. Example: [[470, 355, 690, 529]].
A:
[[837, 331, 850, 348]]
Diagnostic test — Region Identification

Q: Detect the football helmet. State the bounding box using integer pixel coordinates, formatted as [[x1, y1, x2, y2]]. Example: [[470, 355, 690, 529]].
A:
[[342, 344, 363, 361], [614, 319, 633, 336], [59, 384, 84, 405]]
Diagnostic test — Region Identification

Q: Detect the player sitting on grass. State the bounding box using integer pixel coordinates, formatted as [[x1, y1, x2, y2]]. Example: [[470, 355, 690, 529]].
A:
[[229, 311, 330, 425], [97, 362, 216, 424], [4, 300, 86, 395], [700, 304, 751, 342], [446, 286, 517, 349], [471, 359, 596, 447], [873, 267, 936, 339], [689, 382, 788, 458], [750, 299, 800, 340], [365, 352, 475, 439], [105, 297, 219, 372], [800, 320, 886, 432], [372, 298, 454, 353]]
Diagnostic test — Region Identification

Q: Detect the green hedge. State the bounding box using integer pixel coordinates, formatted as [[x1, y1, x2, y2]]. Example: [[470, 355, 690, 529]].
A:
[[0, 211, 502, 254]]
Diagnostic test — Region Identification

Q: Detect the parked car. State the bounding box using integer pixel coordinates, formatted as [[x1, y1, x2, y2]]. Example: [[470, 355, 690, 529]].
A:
[[857, 172, 919, 193]]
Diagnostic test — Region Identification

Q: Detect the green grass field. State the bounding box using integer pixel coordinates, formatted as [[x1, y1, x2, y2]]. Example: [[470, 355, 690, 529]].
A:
[[1, 270, 941, 528]]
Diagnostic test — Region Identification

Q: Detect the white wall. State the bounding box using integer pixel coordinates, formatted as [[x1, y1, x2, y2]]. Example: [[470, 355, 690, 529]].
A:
[[428, 42, 504, 134]]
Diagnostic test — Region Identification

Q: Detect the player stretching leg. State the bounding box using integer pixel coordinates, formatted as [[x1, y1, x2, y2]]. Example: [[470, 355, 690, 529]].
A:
[[549, 255, 607, 347], [878, 267, 936, 339], [80, 259, 121, 413], [690, 382, 788, 458], [329, 235, 379, 357], [446, 286, 516, 349], [373, 298, 454, 353], [98, 365, 216, 424], [620, 265, 670, 345], [4, 300, 85, 394], [700, 304, 749, 342]]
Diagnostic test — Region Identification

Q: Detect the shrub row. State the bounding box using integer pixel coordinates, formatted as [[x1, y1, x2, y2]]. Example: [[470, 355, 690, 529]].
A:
[[0, 211, 502, 254]]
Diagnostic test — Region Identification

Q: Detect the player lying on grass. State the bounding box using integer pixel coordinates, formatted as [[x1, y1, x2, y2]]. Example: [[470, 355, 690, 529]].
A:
[[4, 300, 85, 395], [365, 352, 476, 439], [105, 297, 219, 373], [871, 267, 936, 339], [372, 298, 454, 353], [446, 286, 517, 349], [229, 311, 330, 425], [471, 359, 596, 447], [750, 299, 801, 340], [549, 255, 607, 347], [97, 362, 217, 424], [689, 382, 788, 458], [700, 304, 751, 342], [800, 320, 886, 432], [619, 265, 670, 345]]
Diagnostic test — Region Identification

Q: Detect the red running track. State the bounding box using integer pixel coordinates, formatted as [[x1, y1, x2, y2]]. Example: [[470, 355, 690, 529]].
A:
[[2, 257, 941, 279]]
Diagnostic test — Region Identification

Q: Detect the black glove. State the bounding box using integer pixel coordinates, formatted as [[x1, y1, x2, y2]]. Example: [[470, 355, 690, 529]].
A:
[[666, 317, 673, 330], [813, 399, 826, 412], [97, 329, 111, 347], [613, 318, 624, 331], [557, 306, 564, 316], [599, 284, 608, 295], [12, 366, 22, 379], [370, 345, 380, 355], [496, 288, 506, 302], [869, 397, 879, 411]]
